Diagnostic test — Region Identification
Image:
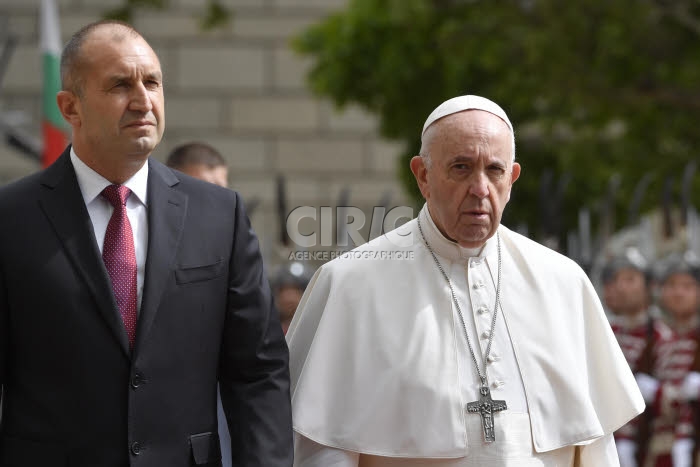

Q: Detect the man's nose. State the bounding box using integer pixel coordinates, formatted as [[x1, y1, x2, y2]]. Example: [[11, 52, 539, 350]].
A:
[[468, 171, 489, 198], [129, 83, 153, 112]]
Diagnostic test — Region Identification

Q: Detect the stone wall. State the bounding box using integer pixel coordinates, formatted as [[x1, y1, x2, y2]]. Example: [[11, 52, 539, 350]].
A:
[[0, 0, 411, 264]]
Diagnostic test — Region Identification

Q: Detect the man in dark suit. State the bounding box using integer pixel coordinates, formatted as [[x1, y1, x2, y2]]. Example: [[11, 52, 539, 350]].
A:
[[0, 20, 293, 467]]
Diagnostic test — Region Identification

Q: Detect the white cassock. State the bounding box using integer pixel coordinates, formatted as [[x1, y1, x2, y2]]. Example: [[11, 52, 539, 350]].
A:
[[287, 205, 645, 466]]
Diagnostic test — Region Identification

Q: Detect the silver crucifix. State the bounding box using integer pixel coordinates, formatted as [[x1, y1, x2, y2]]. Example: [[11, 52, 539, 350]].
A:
[[467, 385, 507, 443]]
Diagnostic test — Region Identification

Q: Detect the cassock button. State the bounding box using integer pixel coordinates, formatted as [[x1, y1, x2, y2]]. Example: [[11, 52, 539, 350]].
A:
[[470, 259, 481, 267], [481, 330, 490, 339], [488, 355, 500, 363], [472, 281, 484, 290], [478, 307, 489, 314], [492, 381, 505, 388]]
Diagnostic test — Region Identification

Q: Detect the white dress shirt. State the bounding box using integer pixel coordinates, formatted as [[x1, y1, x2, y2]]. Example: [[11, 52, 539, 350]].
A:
[[70, 148, 149, 311]]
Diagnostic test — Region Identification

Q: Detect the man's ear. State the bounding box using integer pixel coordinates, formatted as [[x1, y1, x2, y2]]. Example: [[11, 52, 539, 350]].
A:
[[510, 162, 521, 185], [56, 90, 81, 127], [505, 162, 521, 203], [410, 155, 429, 200]]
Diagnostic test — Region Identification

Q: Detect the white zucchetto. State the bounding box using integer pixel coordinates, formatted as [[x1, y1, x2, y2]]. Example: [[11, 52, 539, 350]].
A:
[[422, 95, 513, 135]]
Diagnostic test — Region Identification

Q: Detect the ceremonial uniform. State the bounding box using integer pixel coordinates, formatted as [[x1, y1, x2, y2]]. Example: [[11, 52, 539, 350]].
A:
[[610, 312, 672, 466], [645, 320, 699, 467]]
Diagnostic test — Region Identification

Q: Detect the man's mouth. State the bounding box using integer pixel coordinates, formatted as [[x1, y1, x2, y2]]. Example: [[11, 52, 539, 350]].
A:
[[466, 210, 488, 216], [124, 120, 155, 128]]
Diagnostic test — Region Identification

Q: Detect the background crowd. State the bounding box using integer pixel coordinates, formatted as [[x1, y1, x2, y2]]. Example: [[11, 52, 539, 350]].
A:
[[601, 247, 700, 467]]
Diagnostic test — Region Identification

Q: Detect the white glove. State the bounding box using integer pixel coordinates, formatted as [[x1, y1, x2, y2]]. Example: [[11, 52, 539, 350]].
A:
[[681, 371, 700, 401], [636, 372, 660, 404], [616, 438, 638, 467], [672, 438, 693, 467]]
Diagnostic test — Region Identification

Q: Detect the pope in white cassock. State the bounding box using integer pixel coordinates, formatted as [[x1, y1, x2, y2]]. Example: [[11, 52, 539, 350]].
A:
[[286, 95, 645, 466]]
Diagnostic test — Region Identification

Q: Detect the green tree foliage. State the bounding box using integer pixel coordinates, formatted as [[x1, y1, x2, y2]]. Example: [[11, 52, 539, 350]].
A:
[[106, 0, 231, 30], [294, 0, 700, 238]]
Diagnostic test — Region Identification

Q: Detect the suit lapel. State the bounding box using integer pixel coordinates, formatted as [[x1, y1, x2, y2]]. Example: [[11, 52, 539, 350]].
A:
[[134, 159, 187, 353], [39, 149, 131, 357]]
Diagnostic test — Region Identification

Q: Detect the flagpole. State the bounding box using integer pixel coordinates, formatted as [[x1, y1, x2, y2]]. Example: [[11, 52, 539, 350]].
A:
[[40, 0, 68, 168]]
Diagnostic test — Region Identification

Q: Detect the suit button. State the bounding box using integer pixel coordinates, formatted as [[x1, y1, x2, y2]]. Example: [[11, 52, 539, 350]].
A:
[[131, 441, 141, 455], [131, 372, 143, 389]]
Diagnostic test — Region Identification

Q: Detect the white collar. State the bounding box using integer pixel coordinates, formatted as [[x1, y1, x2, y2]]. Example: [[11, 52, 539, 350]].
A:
[[609, 309, 650, 329], [418, 203, 497, 263], [70, 147, 149, 207]]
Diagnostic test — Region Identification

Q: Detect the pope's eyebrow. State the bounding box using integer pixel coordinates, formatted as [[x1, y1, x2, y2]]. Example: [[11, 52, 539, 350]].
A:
[[449, 155, 473, 164]]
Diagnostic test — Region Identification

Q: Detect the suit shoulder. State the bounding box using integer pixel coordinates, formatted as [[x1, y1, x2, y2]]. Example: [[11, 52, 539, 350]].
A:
[[0, 171, 45, 210], [163, 165, 238, 205]]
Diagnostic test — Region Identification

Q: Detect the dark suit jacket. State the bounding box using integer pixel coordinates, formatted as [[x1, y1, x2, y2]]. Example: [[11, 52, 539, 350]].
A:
[[0, 148, 293, 466]]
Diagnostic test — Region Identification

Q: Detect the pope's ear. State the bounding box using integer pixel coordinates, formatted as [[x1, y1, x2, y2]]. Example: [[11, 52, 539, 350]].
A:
[[511, 162, 521, 185], [410, 155, 429, 200], [56, 90, 81, 127], [504, 162, 521, 203]]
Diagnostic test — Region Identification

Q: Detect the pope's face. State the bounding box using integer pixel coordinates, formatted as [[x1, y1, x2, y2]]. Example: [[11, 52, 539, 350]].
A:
[[66, 29, 164, 177], [411, 110, 520, 248]]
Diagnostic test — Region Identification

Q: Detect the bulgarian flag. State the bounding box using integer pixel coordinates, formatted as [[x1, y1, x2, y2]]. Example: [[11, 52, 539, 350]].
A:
[[40, 0, 67, 167]]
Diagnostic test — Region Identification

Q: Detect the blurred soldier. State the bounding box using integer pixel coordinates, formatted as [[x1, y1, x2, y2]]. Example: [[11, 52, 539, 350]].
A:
[[603, 252, 672, 467], [271, 261, 314, 334], [640, 255, 700, 467], [603, 250, 652, 318], [166, 142, 229, 188]]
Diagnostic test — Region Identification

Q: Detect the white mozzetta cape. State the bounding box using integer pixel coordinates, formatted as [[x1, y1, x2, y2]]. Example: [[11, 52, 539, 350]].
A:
[[287, 207, 644, 458]]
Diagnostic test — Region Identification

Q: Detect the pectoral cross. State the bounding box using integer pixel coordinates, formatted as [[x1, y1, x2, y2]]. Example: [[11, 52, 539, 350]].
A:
[[467, 385, 507, 443]]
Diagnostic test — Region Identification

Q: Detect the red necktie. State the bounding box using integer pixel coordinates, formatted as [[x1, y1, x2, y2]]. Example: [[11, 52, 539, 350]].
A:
[[101, 185, 138, 348]]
